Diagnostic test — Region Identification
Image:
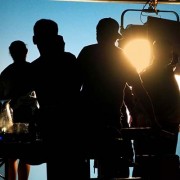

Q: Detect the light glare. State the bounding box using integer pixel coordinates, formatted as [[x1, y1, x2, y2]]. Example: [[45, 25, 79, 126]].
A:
[[175, 75, 180, 91], [124, 39, 152, 73]]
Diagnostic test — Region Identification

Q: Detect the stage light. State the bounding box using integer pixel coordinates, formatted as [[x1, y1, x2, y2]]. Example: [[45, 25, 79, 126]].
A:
[[119, 23, 152, 73], [120, 14, 180, 90], [123, 38, 152, 73]]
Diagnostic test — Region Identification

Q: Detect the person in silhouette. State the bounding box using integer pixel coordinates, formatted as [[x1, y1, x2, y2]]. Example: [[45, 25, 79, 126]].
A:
[[30, 18, 80, 180], [132, 39, 180, 179], [0, 40, 32, 180], [77, 17, 159, 180]]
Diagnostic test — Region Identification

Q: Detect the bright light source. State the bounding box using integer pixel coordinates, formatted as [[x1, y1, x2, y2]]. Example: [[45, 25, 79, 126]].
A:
[[175, 74, 180, 91], [124, 38, 152, 73]]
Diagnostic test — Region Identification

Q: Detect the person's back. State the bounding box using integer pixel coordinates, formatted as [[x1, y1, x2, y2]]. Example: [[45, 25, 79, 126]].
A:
[[0, 40, 31, 101], [30, 18, 79, 180], [31, 20, 78, 109], [78, 18, 136, 131], [77, 17, 158, 180], [0, 40, 31, 180]]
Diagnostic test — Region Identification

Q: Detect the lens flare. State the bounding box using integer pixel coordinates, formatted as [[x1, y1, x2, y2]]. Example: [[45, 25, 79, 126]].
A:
[[124, 38, 152, 73]]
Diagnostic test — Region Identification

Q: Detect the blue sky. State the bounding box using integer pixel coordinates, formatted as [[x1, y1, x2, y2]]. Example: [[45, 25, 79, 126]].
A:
[[0, 0, 180, 73]]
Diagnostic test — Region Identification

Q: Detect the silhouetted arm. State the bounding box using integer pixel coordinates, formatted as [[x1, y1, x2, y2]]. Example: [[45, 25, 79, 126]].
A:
[[128, 72, 161, 130], [121, 51, 160, 129]]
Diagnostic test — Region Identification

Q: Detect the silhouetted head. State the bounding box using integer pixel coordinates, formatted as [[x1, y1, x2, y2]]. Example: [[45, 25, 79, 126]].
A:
[[33, 19, 64, 56], [96, 17, 121, 45], [152, 38, 173, 66], [9, 40, 28, 62], [33, 19, 58, 36]]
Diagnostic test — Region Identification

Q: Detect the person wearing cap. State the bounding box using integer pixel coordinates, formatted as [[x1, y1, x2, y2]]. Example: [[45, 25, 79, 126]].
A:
[[77, 17, 158, 180]]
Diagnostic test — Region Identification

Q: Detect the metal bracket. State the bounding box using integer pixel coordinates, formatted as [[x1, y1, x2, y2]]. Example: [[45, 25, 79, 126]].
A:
[[120, 8, 180, 32]]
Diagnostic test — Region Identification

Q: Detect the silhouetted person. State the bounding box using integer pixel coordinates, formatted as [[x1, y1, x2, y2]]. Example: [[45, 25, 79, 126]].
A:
[[132, 39, 180, 180], [30, 19, 80, 180], [0, 40, 31, 180], [77, 17, 158, 180]]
